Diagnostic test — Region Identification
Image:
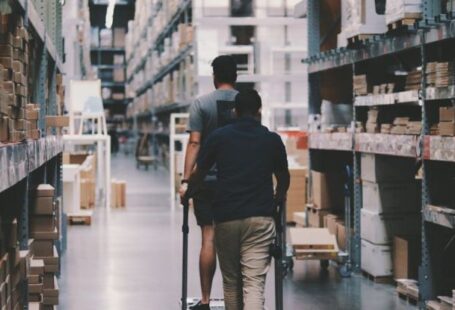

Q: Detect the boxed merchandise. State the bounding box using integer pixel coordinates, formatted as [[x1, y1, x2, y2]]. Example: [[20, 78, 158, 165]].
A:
[[113, 68, 125, 82], [336, 221, 347, 251], [440, 107, 455, 122], [307, 205, 329, 228], [362, 181, 420, 213], [393, 235, 420, 280], [360, 209, 419, 244], [311, 171, 344, 210], [361, 153, 415, 183], [45, 116, 69, 128], [32, 197, 53, 215], [111, 179, 126, 208], [361, 239, 393, 277], [113, 28, 126, 48], [286, 168, 307, 222], [439, 121, 455, 136], [30, 216, 56, 233]]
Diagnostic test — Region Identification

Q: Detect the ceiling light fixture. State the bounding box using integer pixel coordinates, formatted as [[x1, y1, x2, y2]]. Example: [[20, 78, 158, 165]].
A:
[[105, 0, 116, 29]]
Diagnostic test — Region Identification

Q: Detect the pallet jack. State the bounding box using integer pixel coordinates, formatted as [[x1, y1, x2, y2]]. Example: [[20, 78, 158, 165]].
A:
[[180, 196, 287, 310]]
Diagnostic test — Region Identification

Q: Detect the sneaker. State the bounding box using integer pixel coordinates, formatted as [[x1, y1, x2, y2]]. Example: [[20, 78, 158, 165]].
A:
[[190, 301, 210, 310]]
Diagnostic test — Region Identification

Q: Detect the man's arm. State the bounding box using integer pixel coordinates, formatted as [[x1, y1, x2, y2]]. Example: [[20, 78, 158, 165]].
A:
[[183, 131, 202, 181], [187, 133, 218, 197], [273, 135, 290, 203]]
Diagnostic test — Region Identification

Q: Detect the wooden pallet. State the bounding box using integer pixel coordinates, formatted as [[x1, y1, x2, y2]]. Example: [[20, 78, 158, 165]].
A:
[[361, 271, 394, 284], [68, 214, 92, 225]]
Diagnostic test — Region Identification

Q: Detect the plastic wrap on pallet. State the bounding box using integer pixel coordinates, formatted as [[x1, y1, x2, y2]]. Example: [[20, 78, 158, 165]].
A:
[[356, 133, 418, 157], [424, 136, 455, 162], [426, 86, 455, 101], [385, 0, 422, 25], [424, 205, 455, 229], [309, 132, 353, 151]]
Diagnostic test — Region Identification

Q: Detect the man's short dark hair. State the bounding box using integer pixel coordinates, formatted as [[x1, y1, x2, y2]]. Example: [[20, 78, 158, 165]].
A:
[[235, 90, 262, 116], [212, 55, 237, 85]]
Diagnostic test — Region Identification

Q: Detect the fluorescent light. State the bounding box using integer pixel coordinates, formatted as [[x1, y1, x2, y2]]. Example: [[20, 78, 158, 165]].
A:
[[105, 0, 116, 29]]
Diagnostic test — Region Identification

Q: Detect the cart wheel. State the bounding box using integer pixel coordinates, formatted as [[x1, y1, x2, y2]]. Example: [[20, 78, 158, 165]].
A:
[[320, 260, 329, 270], [339, 265, 351, 278]]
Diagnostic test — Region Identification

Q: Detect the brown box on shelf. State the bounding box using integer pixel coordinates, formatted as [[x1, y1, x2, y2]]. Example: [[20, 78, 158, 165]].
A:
[[391, 125, 407, 135], [42, 275, 58, 298], [439, 122, 455, 136], [0, 44, 13, 57], [0, 57, 12, 69], [3, 80, 15, 94], [27, 129, 40, 140], [113, 68, 125, 82], [0, 116, 8, 142], [439, 107, 455, 122], [45, 116, 69, 128], [113, 28, 125, 48], [12, 60, 23, 73], [26, 109, 39, 121], [29, 259, 44, 276], [36, 185, 54, 198], [311, 171, 344, 210], [32, 197, 54, 215], [366, 123, 379, 133], [9, 130, 25, 143], [13, 72, 26, 85], [393, 235, 420, 280], [30, 228, 58, 241], [30, 216, 56, 233], [8, 106, 25, 119]]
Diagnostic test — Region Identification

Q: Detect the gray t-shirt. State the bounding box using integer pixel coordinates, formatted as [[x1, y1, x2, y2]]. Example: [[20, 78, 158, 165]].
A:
[[187, 89, 238, 179], [187, 89, 239, 144]]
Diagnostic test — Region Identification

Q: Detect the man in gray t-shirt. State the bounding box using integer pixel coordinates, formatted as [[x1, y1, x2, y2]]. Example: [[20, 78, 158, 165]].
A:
[[179, 55, 238, 310]]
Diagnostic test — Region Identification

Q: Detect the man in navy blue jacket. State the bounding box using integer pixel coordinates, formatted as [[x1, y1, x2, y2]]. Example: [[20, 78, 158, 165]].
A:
[[188, 90, 290, 310]]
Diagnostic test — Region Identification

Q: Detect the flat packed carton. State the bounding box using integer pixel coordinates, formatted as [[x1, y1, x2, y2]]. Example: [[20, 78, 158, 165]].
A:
[[311, 171, 344, 210], [32, 197, 53, 215], [307, 205, 329, 228], [30, 216, 55, 233], [393, 235, 419, 280]]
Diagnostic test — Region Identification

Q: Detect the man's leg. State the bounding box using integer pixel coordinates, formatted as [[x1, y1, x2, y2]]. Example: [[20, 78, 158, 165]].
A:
[[199, 225, 216, 304], [215, 221, 243, 310], [240, 217, 276, 310]]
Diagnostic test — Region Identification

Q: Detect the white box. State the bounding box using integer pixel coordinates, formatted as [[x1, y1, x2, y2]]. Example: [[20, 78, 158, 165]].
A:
[[360, 209, 419, 244], [361, 239, 393, 277], [361, 153, 416, 182], [362, 181, 420, 213]]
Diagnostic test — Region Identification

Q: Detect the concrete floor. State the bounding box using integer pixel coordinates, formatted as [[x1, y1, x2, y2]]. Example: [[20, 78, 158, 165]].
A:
[[59, 155, 416, 310]]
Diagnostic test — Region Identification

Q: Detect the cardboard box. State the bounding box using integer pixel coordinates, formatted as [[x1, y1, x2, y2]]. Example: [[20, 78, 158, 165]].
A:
[[311, 171, 344, 210], [4, 219, 18, 248], [393, 235, 420, 280], [113, 68, 125, 82], [0, 44, 13, 57], [30, 216, 55, 233], [45, 116, 69, 128], [325, 214, 341, 236], [361, 239, 392, 277], [43, 275, 58, 297], [440, 107, 455, 122], [360, 209, 419, 245], [32, 197, 54, 215], [439, 121, 455, 137], [361, 153, 416, 183], [29, 259, 44, 275], [0, 116, 8, 142], [29, 227, 59, 240], [113, 28, 125, 48], [362, 181, 420, 213], [307, 205, 329, 228], [36, 185, 54, 197], [25, 109, 39, 120], [286, 168, 307, 222], [337, 221, 347, 251]]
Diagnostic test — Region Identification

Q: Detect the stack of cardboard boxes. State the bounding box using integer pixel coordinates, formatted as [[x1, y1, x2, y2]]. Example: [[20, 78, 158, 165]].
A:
[[29, 184, 59, 309], [439, 107, 455, 137], [0, 218, 31, 309], [80, 155, 97, 209], [307, 171, 345, 232], [111, 179, 126, 209], [0, 14, 33, 143], [360, 154, 420, 278], [366, 108, 379, 133]]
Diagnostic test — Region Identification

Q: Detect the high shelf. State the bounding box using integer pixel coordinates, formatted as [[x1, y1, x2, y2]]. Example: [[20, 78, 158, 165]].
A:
[[305, 0, 455, 307], [126, 0, 307, 166], [0, 0, 64, 308]]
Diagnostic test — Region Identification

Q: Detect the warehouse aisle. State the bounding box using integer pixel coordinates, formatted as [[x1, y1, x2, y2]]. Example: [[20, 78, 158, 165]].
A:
[[59, 156, 415, 310]]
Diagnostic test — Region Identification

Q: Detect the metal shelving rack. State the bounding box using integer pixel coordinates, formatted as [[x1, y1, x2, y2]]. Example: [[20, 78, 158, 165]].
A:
[[0, 0, 64, 308], [126, 0, 193, 160], [305, 0, 455, 307]]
